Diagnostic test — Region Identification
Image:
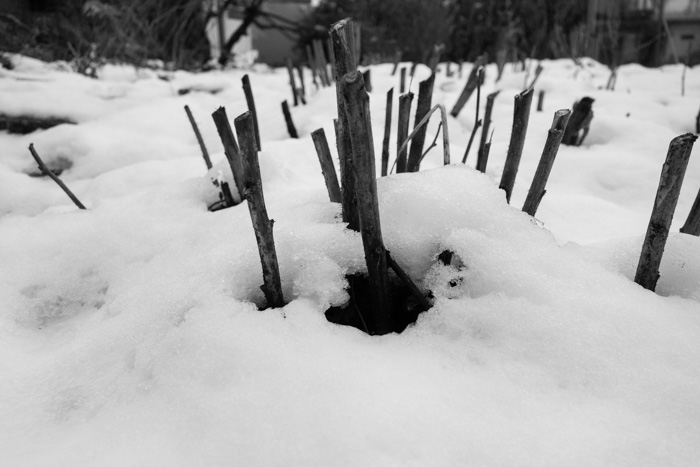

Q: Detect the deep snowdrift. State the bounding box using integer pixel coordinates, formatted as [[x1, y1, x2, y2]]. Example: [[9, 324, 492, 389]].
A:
[[1, 54, 700, 465]]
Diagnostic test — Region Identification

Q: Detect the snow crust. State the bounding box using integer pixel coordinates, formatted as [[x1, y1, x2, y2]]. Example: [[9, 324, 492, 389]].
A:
[[1, 55, 700, 465]]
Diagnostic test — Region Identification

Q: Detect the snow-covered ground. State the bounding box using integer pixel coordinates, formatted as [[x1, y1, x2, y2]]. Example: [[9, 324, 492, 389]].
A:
[[1, 54, 699, 466]]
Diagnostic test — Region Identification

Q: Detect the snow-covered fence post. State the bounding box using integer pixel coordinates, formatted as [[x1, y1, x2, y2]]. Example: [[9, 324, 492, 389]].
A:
[[499, 88, 534, 203], [212, 107, 245, 199], [450, 54, 487, 118], [407, 73, 435, 172], [311, 128, 342, 203], [330, 18, 360, 231], [281, 100, 298, 139], [340, 70, 392, 335], [477, 91, 500, 173], [522, 109, 571, 216], [234, 111, 285, 309], [680, 187, 700, 236], [381, 87, 394, 176], [28, 144, 86, 210], [396, 92, 414, 173], [184, 105, 212, 169], [635, 133, 698, 291], [241, 74, 261, 150]]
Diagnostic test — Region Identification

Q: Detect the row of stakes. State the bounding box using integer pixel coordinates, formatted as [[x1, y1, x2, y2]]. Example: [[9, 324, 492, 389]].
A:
[[27, 18, 699, 335]]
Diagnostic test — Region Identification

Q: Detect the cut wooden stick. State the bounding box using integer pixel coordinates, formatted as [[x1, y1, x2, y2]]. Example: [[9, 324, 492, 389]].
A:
[[635, 133, 698, 291], [184, 105, 212, 169], [296, 65, 306, 99], [381, 87, 394, 177], [396, 92, 414, 173], [499, 88, 534, 203], [340, 70, 391, 335], [399, 67, 406, 93], [450, 54, 487, 118], [241, 74, 261, 150], [330, 18, 359, 231], [281, 100, 298, 139], [461, 119, 482, 164], [680, 187, 700, 236], [393, 103, 451, 171], [234, 111, 285, 309], [286, 58, 299, 106], [386, 251, 430, 312], [311, 128, 342, 203], [477, 91, 500, 172], [28, 143, 86, 209], [522, 109, 572, 216], [537, 89, 545, 112], [407, 73, 435, 172], [212, 107, 245, 198]]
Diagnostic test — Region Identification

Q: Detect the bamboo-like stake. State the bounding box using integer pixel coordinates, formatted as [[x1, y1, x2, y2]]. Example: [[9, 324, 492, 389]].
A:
[[399, 67, 407, 93], [635, 133, 698, 291], [381, 87, 394, 177], [477, 91, 500, 172], [680, 187, 700, 236], [28, 144, 86, 209], [396, 92, 414, 173], [537, 90, 545, 112], [522, 109, 571, 216], [286, 58, 299, 106], [281, 100, 298, 139], [184, 105, 212, 169], [330, 18, 359, 231], [234, 111, 285, 308], [450, 54, 487, 118], [212, 107, 245, 198], [499, 88, 534, 203], [241, 74, 261, 150], [407, 73, 435, 172], [339, 70, 391, 335], [311, 128, 342, 203]]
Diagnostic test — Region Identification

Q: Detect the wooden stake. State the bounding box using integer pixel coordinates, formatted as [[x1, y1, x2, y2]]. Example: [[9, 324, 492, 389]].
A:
[[537, 89, 545, 112], [477, 91, 500, 173], [184, 105, 212, 169], [396, 92, 414, 173], [339, 70, 391, 335], [286, 58, 299, 106], [461, 120, 482, 164], [281, 100, 298, 139], [234, 111, 285, 308], [381, 87, 394, 177], [311, 128, 342, 203], [680, 187, 700, 236], [450, 54, 487, 118], [330, 18, 359, 231], [241, 74, 261, 150], [296, 65, 306, 100], [499, 88, 534, 203], [212, 107, 245, 198], [391, 51, 401, 75], [28, 144, 86, 210], [635, 133, 698, 291], [361, 69, 372, 92], [399, 67, 407, 94], [522, 109, 571, 216], [407, 73, 435, 172]]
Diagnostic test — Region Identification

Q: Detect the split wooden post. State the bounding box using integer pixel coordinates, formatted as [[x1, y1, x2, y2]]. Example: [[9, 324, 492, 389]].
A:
[[407, 73, 435, 172], [281, 100, 298, 139], [339, 70, 391, 335], [450, 54, 487, 118], [499, 88, 534, 203], [537, 90, 545, 112], [477, 91, 500, 173], [680, 187, 700, 236], [241, 74, 261, 150], [522, 109, 572, 216], [234, 111, 285, 309], [635, 133, 698, 291], [381, 87, 394, 176], [330, 18, 359, 231], [184, 105, 212, 169], [396, 92, 414, 173], [399, 67, 407, 93], [212, 107, 245, 198], [28, 144, 86, 209], [311, 128, 342, 203]]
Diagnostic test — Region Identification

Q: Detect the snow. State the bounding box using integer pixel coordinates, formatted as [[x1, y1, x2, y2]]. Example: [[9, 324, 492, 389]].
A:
[[1, 54, 700, 465]]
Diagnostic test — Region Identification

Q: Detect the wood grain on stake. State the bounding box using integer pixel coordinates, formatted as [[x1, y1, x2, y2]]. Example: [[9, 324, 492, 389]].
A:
[[499, 88, 534, 203], [234, 111, 285, 308], [635, 133, 698, 291]]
